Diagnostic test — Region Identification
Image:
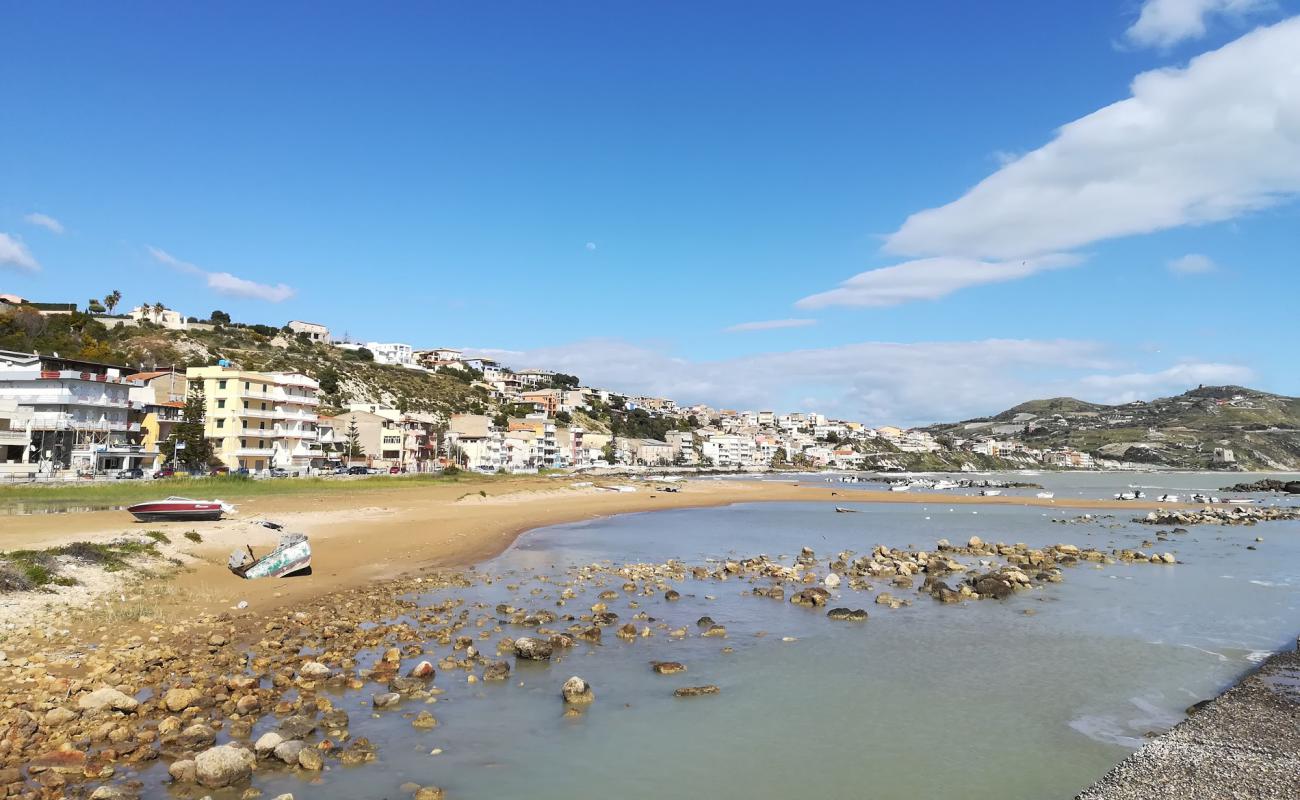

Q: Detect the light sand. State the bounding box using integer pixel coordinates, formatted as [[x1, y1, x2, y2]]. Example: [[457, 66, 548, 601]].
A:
[[0, 476, 1194, 633]]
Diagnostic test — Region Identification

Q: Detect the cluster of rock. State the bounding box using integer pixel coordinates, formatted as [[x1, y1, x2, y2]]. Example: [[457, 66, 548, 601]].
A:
[[1219, 479, 1300, 494], [1139, 506, 1300, 526]]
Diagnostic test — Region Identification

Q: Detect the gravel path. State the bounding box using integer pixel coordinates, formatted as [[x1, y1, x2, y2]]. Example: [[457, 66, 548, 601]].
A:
[[1077, 642, 1300, 799]]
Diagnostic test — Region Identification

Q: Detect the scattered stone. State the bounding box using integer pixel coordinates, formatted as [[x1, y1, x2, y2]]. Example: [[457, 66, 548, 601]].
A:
[[826, 607, 868, 621], [77, 687, 139, 713], [194, 743, 255, 788], [513, 636, 554, 661], [651, 661, 686, 675], [412, 711, 438, 729]]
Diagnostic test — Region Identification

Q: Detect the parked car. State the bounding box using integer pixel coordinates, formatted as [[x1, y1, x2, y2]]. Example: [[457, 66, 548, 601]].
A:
[[332, 465, 349, 475], [154, 466, 177, 479], [269, 467, 289, 478], [347, 465, 369, 475], [116, 467, 145, 480], [389, 465, 404, 474]]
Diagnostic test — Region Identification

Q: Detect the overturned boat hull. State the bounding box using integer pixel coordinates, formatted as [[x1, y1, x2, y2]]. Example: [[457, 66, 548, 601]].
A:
[[229, 531, 312, 579]]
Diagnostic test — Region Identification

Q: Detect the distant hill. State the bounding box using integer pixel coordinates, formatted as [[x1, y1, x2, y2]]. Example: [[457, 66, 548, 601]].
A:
[[925, 386, 1300, 470]]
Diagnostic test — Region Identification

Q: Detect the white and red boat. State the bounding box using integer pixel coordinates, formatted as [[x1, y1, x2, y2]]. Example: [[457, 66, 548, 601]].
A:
[[126, 496, 235, 522]]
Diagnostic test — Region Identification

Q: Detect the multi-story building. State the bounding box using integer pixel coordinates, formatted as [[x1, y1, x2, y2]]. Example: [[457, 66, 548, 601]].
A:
[[447, 414, 505, 472], [128, 373, 188, 470], [520, 389, 562, 417], [665, 430, 697, 465], [555, 425, 585, 467], [0, 350, 146, 474], [0, 399, 34, 475], [701, 432, 755, 467], [366, 342, 413, 366], [507, 418, 558, 469], [186, 365, 321, 472]]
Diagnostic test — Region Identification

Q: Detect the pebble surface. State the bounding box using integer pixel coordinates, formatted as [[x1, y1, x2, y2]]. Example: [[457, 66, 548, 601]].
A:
[[1076, 645, 1300, 800]]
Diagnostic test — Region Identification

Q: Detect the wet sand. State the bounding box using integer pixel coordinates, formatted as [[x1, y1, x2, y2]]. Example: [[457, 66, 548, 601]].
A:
[[0, 477, 1205, 630]]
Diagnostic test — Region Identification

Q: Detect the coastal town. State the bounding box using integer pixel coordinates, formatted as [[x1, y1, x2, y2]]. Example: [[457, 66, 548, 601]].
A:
[[1, 293, 1164, 481]]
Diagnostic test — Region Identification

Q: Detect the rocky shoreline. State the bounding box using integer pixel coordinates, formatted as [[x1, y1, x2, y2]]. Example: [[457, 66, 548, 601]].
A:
[[1, 532, 1183, 799], [1076, 639, 1300, 800]]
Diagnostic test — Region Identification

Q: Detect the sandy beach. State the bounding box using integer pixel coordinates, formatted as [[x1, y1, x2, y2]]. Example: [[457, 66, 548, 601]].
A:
[[0, 476, 1197, 635]]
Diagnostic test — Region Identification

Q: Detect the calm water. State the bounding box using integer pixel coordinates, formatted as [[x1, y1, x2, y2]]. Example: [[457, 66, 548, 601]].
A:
[[150, 479, 1300, 800]]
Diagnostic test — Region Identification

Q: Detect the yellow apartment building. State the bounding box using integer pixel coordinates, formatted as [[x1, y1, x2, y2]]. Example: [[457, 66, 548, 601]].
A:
[[184, 365, 321, 472]]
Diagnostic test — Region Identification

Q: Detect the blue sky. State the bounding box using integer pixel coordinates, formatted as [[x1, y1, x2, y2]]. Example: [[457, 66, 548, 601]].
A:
[[3, 1, 1297, 424]]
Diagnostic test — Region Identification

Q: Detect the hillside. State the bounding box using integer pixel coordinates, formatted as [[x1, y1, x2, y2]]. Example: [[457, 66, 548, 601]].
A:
[[926, 386, 1300, 470], [0, 310, 490, 417]]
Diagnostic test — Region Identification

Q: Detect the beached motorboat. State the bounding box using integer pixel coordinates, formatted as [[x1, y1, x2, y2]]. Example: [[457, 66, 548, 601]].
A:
[[127, 496, 234, 522], [980, 489, 1002, 497], [1114, 490, 1146, 501], [1036, 491, 1055, 499], [834, 506, 859, 513], [933, 480, 959, 491], [890, 484, 910, 492], [229, 522, 312, 579]]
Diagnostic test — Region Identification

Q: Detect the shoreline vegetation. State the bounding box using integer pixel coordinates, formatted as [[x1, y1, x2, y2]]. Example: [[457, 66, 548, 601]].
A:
[[1, 476, 1297, 798]]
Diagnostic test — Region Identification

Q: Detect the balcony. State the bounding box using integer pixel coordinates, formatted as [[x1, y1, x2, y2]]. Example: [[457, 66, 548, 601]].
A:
[[238, 408, 278, 419], [0, 429, 29, 445], [235, 447, 276, 456]]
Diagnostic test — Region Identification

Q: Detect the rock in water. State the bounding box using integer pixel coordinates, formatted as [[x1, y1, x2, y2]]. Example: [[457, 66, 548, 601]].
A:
[[297, 661, 331, 679], [790, 588, 831, 607], [409, 660, 435, 679], [513, 637, 554, 661], [651, 661, 686, 675], [562, 675, 595, 704], [674, 685, 720, 697], [826, 607, 868, 621], [412, 710, 438, 729], [482, 661, 511, 680], [823, 573, 841, 589], [194, 743, 255, 788]]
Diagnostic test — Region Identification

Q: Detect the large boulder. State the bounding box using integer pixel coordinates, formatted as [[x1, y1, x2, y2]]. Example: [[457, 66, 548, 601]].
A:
[[77, 687, 138, 713], [561, 676, 594, 704], [513, 637, 553, 661], [790, 588, 831, 608], [163, 687, 202, 713], [194, 743, 255, 788]]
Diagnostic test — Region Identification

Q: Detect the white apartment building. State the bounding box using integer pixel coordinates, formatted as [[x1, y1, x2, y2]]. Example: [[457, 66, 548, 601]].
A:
[[447, 414, 505, 472], [128, 305, 188, 330], [366, 342, 414, 366], [0, 350, 145, 474], [702, 433, 756, 467]]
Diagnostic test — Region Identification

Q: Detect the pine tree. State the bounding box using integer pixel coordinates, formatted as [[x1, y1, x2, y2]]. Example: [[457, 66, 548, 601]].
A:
[[345, 418, 363, 459], [162, 383, 215, 471]]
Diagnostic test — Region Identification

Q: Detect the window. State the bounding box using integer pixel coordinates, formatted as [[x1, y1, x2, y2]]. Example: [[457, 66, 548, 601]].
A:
[[216, 419, 225, 429], [244, 382, 250, 390], [217, 399, 225, 409], [218, 379, 227, 390], [259, 421, 265, 430], [240, 439, 246, 448]]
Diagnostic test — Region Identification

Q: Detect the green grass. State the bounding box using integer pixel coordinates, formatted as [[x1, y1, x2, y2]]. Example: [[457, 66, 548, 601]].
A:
[[0, 537, 167, 593], [183, 530, 203, 543], [145, 530, 171, 544], [0, 471, 516, 509]]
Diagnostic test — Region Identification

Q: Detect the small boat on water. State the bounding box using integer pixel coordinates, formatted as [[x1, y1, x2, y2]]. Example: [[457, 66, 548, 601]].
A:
[[890, 484, 911, 492], [980, 489, 1002, 497], [229, 521, 312, 579], [834, 506, 859, 513], [1036, 491, 1055, 499], [127, 496, 235, 522], [933, 480, 960, 491], [1158, 493, 1180, 503], [1114, 490, 1146, 501]]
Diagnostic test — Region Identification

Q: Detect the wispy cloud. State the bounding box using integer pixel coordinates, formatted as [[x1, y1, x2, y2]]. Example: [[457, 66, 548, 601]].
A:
[[724, 318, 817, 333], [884, 17, 1300, 262], [1124, 0, 1275, 49], [0, 233, 40, 272], [147, 246, 296, 303], [1167, 253, 1218, 274], [479, 337, 1251, 426], [23, 213, 65, 235], [796, 255, 1082, 309], [585, 242, 597, 251]]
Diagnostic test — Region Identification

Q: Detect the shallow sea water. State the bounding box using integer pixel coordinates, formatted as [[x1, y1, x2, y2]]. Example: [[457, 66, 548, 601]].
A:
[[152, 483, 1300, 800]]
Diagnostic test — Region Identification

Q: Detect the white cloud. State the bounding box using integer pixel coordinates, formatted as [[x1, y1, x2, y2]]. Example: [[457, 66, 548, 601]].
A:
[[884, 16, 1300, 261], [478, 337, 1250, 426], [147, 246, 296, 303], [725, 318, 818, 332], [0, 233, 40, 272], [1125, 0, 1275, 48], [585, 242, 597, 251], [23, 213, 65, 235], [796, 254, 1082, 309], [1167, 253, 1218, 274], [1078, 362, 1253, 403]]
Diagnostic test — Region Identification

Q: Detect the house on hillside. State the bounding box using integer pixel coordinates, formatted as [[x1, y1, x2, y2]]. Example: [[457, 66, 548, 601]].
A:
[[287, 320, 330, 342]]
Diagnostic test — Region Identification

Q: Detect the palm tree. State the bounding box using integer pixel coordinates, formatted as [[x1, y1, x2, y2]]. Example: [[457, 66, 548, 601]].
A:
[[104, 290, 122, 315]]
